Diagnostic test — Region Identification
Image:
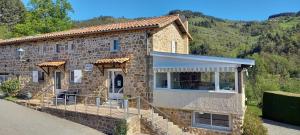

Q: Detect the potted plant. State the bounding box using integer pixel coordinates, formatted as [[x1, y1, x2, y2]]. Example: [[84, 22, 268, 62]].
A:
[[123, 95, 129, 112]]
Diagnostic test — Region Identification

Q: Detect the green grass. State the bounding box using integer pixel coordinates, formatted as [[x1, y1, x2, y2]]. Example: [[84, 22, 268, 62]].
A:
[[247, 105, 262, 116], [4, 96, 18, 102]]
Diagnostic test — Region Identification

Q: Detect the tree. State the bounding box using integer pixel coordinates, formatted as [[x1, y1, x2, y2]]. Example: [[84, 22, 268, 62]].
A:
[[13, 0, 73, 36], [0, 0, 26, 27]]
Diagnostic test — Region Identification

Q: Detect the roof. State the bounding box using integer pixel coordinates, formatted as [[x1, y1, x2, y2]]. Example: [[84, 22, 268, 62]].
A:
[[0, 15, 191, 45], [151, 51, 255, 66], [37, 61, 66, 67], [94, 57, 130, 64]]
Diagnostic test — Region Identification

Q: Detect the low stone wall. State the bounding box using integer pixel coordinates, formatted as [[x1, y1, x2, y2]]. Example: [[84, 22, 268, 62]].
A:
[[42, 107, 141, 135]]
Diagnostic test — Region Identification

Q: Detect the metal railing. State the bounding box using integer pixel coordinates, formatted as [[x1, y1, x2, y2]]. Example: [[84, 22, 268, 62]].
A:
[[140, 97, 188, 135], [41, 92, 141, 119]]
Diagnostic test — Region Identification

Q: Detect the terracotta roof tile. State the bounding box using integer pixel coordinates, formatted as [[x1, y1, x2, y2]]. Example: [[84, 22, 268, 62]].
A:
[[94, 57, 130, 64], [37, 61, 66, 67], [0, 15, 191, 45]]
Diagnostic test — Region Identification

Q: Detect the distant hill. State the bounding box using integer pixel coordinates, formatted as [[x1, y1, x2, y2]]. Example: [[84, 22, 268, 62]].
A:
[[74, 10, 300, 104]]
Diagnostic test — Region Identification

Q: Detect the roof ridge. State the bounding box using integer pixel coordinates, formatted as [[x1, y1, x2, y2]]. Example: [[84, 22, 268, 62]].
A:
[[0, 14, 188, 45]]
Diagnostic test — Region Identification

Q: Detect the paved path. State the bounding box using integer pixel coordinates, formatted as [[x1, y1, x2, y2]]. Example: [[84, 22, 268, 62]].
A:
[[263, 119, 300, 135], [0, 99, 106, 135]]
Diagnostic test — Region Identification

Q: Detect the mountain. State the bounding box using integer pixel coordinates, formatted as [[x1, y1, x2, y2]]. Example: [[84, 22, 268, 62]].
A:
[[74, 10, 300, 104]]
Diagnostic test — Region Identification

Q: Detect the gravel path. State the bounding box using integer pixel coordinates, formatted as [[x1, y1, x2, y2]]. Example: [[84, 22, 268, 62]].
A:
[[263, 119, 300, 135], [0, 99, 106, 135]]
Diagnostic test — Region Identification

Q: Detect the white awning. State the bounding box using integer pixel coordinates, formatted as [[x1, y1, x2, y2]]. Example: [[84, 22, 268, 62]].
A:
[[152, 51, 255, 72]]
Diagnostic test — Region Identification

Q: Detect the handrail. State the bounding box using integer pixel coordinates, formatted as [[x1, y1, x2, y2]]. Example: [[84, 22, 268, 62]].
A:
[[140, 97, 189, 133]]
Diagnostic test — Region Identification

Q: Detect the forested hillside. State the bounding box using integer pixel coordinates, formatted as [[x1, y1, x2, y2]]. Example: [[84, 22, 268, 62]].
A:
[[0, 0, 299, 105]]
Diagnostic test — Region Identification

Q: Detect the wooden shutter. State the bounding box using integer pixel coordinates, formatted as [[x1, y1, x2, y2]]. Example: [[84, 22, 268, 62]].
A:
[[74, 70, 82, 83], [32, 71, 39, 83]]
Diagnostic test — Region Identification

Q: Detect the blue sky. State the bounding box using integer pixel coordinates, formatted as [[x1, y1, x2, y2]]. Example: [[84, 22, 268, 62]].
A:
[[22, 0, 300, 21]]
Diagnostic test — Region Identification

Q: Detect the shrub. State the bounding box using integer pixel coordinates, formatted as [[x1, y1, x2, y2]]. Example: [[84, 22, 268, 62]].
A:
[[0, 79, 20, 96], [263, 91, 300, 126], [114, 120, 128, 135], [243, 106, 267, 135]]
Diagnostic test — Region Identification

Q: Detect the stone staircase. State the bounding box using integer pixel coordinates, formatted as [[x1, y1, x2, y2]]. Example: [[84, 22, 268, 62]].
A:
[[141, 110, 192, 135]]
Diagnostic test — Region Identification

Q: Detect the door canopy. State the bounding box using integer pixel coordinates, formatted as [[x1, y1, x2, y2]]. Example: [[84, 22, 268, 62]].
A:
[[93, 57, 130, 75], [37, 60, 66, 75]]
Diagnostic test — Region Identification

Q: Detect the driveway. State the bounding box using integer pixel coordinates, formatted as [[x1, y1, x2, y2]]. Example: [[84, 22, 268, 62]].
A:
[[0, 99, 105, 135], [263, 119, 300, 135]]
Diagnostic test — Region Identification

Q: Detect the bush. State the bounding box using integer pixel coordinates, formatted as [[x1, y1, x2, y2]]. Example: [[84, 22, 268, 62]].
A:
[[114, 120, 128, 135], [243, 106, 267, 135], [0, 79, 20, 96], [263, 91, 300, 126]]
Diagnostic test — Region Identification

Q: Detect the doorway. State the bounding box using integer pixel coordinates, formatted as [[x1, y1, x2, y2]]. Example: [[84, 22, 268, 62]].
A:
[[54, 71, 62, 94], [108, 69, 124, 99]]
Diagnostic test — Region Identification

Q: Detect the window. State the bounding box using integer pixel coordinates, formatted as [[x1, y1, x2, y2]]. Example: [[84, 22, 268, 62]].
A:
[[171, 72, 215, 90], [219, 72, 235, 91], [155, 73, 168, 88], [193, 112, 230, 130], [70, 70, 82, 83], [56, 44, 60, 53], [38, 71, 44, 82], [111, 40, 120, 52], [171, 40, 177, 53], [32, 71, 44, 83]]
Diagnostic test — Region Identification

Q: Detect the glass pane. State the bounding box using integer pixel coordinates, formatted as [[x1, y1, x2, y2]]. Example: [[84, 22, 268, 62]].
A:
[[156, 73, 168, 88], [220, 72, 235, 90], [212, 114, 229, 127], [194, 112, 211, 125], [171, 72, 215, 90], [56, 72, 61, 89]]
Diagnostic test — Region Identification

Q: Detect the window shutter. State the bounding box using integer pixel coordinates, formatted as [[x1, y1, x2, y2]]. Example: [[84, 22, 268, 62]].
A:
[[32, 71, 39, 83], [171, 41, 176, 53], [74, 70, 82, 83]]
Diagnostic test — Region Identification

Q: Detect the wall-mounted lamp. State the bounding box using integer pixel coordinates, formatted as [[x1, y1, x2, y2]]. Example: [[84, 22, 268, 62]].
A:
[[16, 48, 25, 61]]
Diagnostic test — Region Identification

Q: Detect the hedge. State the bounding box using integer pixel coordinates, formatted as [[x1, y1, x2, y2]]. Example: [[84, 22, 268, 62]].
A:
[[263, 91, 300, 126]]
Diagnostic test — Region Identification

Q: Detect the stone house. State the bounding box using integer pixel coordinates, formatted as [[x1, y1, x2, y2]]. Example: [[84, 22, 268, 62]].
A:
[[0, 15, 254, 134]]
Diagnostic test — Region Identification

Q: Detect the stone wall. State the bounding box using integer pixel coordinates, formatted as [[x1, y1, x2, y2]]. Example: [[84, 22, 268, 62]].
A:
[[152, 22, 189, 54], [42, 107, 121, 134], [158, 107, 243, 135], [0, 30, 151, 100]]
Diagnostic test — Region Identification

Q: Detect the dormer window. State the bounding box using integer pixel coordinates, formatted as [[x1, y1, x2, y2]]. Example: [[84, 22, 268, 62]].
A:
[[111, 40, 120, 52]]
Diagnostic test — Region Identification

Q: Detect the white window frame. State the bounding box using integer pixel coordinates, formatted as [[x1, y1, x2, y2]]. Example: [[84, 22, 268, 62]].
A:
[[154, 72, 170, 89], [154, 70, 238, 93], [192, 111, 231, 131], [110, 39, 121, 52]]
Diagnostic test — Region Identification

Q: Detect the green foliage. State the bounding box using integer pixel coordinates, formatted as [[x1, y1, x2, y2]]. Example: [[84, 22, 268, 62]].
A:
[[243, 106, 267, 135], [0, 79, 20, 96], [263, 91, 300, 126], [74, 16, 129, 28], [12, 0, 73, 36], [0, 0, 26, 26], [0, 25, 13, 39], [114, 120, 128, 135]]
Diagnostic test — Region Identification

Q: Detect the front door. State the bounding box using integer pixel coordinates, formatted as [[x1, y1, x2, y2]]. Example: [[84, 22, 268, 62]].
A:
[[108, 69, 124, 99], [54, 71, 62, 94]]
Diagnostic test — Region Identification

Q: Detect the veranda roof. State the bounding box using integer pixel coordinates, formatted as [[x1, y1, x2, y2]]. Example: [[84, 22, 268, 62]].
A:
[[151, 51, 255, 72]]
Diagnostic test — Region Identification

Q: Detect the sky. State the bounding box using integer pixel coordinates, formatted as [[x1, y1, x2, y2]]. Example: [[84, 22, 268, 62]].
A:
[[22, 0, 300, 21]]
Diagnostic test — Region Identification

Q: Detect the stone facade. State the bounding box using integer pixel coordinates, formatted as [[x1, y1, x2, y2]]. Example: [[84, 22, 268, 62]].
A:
[[0, 30, 151, 101], [152, 22, 189, 54]]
